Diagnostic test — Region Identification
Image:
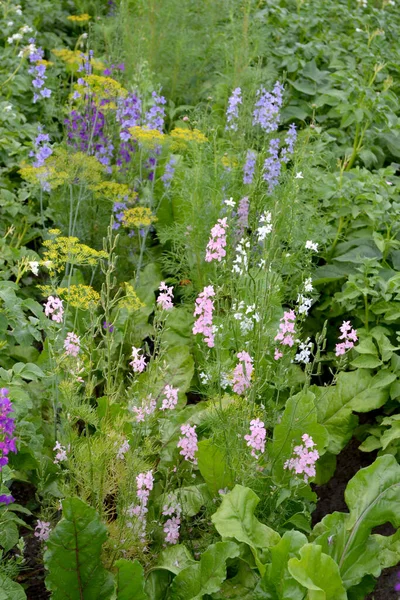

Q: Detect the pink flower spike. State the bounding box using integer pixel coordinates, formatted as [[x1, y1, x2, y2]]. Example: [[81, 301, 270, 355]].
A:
[[193, 285, 215, 347], [205, 218, 228, 262], [335, 321, 357, 356], [274, 348, 283, 360], [232, 351, 253, 394]]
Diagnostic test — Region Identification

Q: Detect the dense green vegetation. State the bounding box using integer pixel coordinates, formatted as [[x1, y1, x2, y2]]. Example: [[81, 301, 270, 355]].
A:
[[1, 0, 400, 598]]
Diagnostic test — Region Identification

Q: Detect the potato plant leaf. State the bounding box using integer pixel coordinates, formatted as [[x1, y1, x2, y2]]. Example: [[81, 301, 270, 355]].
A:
[[312, 455, 400, 589], [44, 497, 114, 600], [169, 541, 240, 600]]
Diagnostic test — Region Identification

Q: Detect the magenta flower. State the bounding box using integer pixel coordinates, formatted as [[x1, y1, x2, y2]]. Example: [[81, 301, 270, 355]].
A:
[[284, 434, 319, 482], [274, 310, 296, 348], [34, 520, 51, 542]]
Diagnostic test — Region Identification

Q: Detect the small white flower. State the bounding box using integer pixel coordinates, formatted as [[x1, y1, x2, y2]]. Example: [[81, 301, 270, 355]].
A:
[[304, 277, 313, 293], [295, 171, 304, 179], [4, 104, 13, 112], [29, 261, 39, 276], [386, 180, 393, 185], [20, 25, 32, 34], [305, 240, 318, 252], [224, 197, 236, 207], [7, 21, 14, 27]]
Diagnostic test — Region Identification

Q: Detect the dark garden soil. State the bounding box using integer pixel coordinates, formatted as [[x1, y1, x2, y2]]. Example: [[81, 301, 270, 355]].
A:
[[312, 437, 399, 599]]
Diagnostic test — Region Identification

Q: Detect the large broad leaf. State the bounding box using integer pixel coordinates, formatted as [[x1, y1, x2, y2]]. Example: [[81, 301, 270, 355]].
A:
[[169, 541, 239, 600], [271, 390, 328, 482], [0, 574, 26, 600], [311, 455, 400, 589], [44, 498, 114, 600], [115, 559, 147, 600], [152, 544, 195, 575], [256, 531, 307, 600], [288, 544, 347, 600], [197, 439, 234, 495], [211, 485, 280, 571], [311, 370, 395, 454]]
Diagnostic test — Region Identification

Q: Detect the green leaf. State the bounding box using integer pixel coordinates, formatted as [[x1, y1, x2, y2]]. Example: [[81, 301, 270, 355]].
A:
[[115, 559, 147, 600], [0, 574, 26, 600], [211, 485, 280, 568], [0, 520, 19, 552], [288, 79, 317, 95], [197, 439, 234, 495], [288, 543, 347, 599], [169, 541, 239, 600], [353, 337, 377, 356], [257, 531, 307, 600], [312, 455, 400, 588], [312, 370, 395, 454], [44, 498, 114, 600], [152, 544, 195, 575], [350, 355, 382, 369], [271, 390, 328, 481]]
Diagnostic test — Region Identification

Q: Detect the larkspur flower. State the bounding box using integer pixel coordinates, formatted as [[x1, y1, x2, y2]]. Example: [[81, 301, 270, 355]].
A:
[[244, 418, 266, 458], [304, 277, 313, 293], [275, 310, 296, 348], [335, 321, 358, 356], [163, 516, 181, 544], [34, 520, 51, 542], [177, 424, 198, 463], [44, 296, 64, 323], [162, 494, 182, 517], [29, 261, 39, 276], [161, 385, 179, 411], [130, 346, 147, 373], [157, 281, 174, 310], [243, 150, 256, 185], [193, 285, 215, 347], [226, 87, 242, 131], [281, 123, 297, 163], [284, 434, 319, 482], [297, 294, 312, 316], [144, 91, 166, 132], [263, 138, 281, 193], [257, 211, 272, 241], [0, 494, 14, 505], [232, 351, 253, 395], [274, 348, 283, 360], [103, 321, 114, 333], [64, 332, 80, 357], [0, 389, 16, 471], [53, 441, 67, 465], [232, 237, 250, 275], [205, 218, 228, 262], [161, 156, 177, 188], [295, 338, 313, 364], [131, 396, 157, 422], [253, 81, 284, 132], [305, 240, 318, 252], [116, 439, 130, 460], [28, 41, 51, 103], [127, 470, 153, 542]]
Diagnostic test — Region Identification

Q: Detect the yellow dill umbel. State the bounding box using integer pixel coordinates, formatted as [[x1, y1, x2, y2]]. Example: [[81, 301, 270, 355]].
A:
[[121, 207, 157, 229], [118, 283, 145, 312], [91, 182, 138, 202], [67, 14, 91, 23], [169, 127, 208, 151], [129, 126, 165, 149], [42, 233, 108, 275]]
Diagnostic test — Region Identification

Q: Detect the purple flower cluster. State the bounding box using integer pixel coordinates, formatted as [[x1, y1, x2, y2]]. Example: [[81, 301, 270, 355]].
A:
[[263, 138, 281, 193], [226, 87, 242, 131], [161, 156, 177, 188], [253, 81, 284, 132], [243, 149, 256, 184], [30, 127, 52, 167], [144, 91, 166, 131], [112, 200, 128, 230], [281, 123, 297, 163], [28, 40, 51, 103], [0, 494, 14, 505], [117, 93, 141, 140], [0, 389, 16, 471], [103, 63, 125, 76]]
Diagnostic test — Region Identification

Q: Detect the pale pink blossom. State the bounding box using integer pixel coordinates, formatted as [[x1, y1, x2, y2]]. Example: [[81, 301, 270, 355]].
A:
[[244, 418, 266, 458], [130, 346, 147, 373], [335, 321, 358, 356], [284, 434, 319, 482], [274, 348, 283, 360], [232, 351, 253, 394], [274, 310, 296, 348], [177, 424, 198, 463], [64, 332, 80, 357], [44, 296, 64, 323], [157, 281, 174, 310], [53, 441, 67, 464], [127, 470, 154, 542], [193, 285, 215, 347], [116, 439, 130, 460], [160, 385, 179, 411], [34, 520, 51, 542], [205, 218, 228, 262], [132, 396, 156, 422], [163, 516, 180, 544]]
